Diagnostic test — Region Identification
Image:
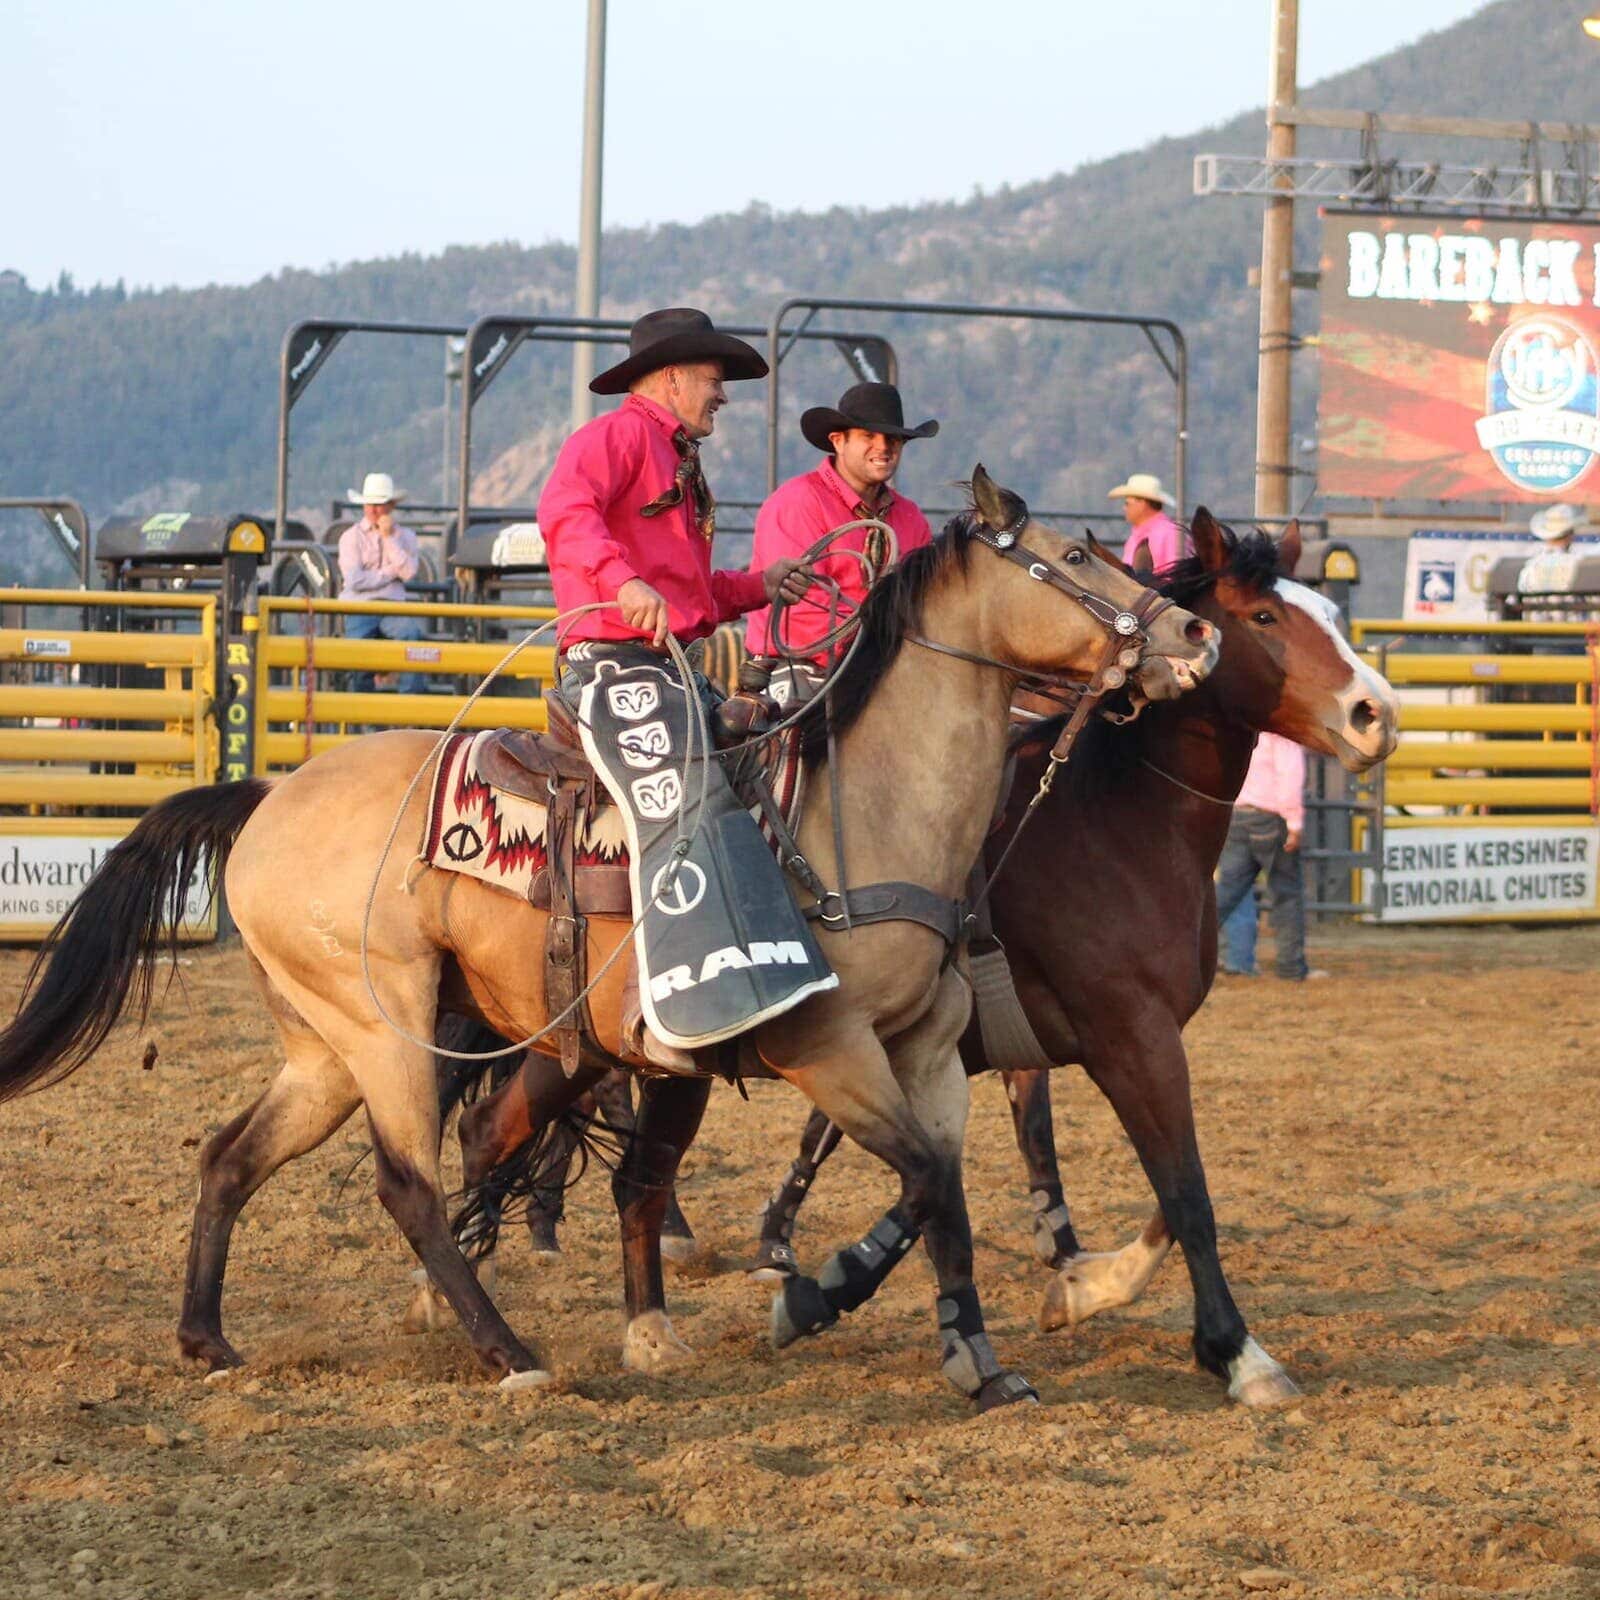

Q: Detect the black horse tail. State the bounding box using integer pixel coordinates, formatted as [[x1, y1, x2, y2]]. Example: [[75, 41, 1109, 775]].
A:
[[0, 779, 272, 1105]]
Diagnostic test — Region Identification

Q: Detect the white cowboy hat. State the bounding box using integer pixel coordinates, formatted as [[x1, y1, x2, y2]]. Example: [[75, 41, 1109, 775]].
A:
[[1530, 502, 1585, 541], [1107, 472, 1175, 508], [348, 471, 406, 506]]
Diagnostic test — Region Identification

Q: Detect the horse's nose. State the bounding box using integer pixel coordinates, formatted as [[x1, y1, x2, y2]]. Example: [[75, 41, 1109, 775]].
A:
[[1183, 616, 1216, 647], [1346, 690, 1400, 761]]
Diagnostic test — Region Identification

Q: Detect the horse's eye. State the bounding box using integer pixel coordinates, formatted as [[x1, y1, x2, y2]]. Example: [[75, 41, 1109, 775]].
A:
[[1064, 547, 1086, 565], [1251, 608, 1277, 626]]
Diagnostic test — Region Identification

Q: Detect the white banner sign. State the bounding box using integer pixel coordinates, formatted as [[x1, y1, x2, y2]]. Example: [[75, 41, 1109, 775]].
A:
[[0, 835, 211, 933], [1403, 529, 1600, 622], [1376, 824, 1599, 922]]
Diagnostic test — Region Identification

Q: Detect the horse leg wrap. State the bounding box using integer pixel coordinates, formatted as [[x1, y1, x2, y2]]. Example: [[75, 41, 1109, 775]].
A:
[[1030, 1187, 1076, 1267], [938, 1285, 1004, 1398], [770, 1209, 920, 1348], [757, 1159, 816, 1250], [816, 1208, 921, 1316]]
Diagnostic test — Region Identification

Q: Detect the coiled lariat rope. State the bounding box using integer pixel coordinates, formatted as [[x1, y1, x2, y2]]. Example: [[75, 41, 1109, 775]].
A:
[[360, 524, 895, 1067]]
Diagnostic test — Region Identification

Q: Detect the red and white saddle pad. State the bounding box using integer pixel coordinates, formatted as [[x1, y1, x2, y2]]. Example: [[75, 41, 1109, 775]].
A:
[[420, 725, 806, 903], [420, 729, 627, 900]]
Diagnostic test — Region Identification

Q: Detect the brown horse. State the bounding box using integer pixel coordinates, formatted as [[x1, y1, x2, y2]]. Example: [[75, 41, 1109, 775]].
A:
[[741, 513, 1399, 1403], [0, 469, 1216, 1406]]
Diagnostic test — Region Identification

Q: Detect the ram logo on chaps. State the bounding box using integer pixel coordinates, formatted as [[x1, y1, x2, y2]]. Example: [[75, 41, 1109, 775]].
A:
[[607, 682, 660, 721], [630, 770, 683, 819], [649, 940, 813, 1003], [618, 720, 673, 769]]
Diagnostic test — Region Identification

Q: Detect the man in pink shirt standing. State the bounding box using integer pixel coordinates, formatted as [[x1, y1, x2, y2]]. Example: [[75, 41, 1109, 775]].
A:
[[1214, 732, 1325, 981], [1107, 472, 1189, 574], [745, 382, 938, 689]]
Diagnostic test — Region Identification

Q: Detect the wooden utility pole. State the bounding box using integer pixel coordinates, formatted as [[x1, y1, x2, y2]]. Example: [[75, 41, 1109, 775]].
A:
[[1255, 0, 1299, 519]]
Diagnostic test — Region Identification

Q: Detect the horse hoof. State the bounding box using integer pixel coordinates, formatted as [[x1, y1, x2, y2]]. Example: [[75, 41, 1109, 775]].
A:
[[179, 1330, 244, 1374], [201, 1363, 240, 1385], [975, 1371, 1039, 1413], [1226, 1337, 1301, 1408], [526, 1223, 561, 1257], [659, 1234, 699, 1265], [498, 1367, 555, 1393], [1038, 1274, 1075, 1333], [770, 1275, 837, 1350], [622, 1311, 697, 1375], [401, 1280, 450, 1335]]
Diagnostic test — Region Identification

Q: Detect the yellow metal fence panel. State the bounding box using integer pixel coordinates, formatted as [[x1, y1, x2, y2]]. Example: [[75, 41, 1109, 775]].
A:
[[253, 597, 561, 775], [0, 590, 218, 943]]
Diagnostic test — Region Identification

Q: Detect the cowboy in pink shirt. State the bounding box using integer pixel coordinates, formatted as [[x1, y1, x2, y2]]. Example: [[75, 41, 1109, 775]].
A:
[[539, 307, 808, 647], [536, 309, 830, 1068], [745, 382, 938, 668], [1108, 471, 1189, 574]]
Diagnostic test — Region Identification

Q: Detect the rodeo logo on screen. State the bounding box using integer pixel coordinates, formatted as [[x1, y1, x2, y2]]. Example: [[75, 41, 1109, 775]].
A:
[[1474, 316, 1600, 495]]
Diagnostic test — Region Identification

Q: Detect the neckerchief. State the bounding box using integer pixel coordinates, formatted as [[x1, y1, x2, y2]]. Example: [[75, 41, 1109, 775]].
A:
[[639, 428, 716, 543]]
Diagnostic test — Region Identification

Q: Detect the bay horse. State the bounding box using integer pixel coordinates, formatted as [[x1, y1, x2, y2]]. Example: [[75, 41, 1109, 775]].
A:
[[747, 513, 1399, 1403], [0, 469, 1216, 1406]]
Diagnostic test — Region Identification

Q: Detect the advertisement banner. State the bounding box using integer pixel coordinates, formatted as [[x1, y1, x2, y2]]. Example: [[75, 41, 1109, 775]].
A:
[[0, 834, 212, 938], [1373, 824, 1599, 922], [1320, 212, 1600, 503], [1402, 528, 1600, 620]]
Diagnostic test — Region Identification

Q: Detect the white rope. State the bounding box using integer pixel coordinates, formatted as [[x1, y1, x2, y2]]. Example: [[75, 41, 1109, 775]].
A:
[[358, 604, 708, 1062], [360, 518, 898, 1066]]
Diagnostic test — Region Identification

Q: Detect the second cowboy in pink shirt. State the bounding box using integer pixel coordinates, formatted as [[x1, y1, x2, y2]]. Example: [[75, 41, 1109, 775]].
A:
[[1107, 471, 1189, 574], [745, 382, 938, 684]]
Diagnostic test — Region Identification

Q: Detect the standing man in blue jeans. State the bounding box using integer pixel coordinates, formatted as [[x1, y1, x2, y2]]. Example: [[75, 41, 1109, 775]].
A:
[[337, 471, 427, 694], [1214, 732, 1326, 981]]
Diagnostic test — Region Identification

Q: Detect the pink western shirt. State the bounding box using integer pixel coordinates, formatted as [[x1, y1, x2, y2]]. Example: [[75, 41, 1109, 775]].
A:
[[1235, 732, 1305, 836], [337, 518, 420, 601], [744, 458, 934, 658], [538, 394, 768, 646], [1122, 509, 1189, 574]]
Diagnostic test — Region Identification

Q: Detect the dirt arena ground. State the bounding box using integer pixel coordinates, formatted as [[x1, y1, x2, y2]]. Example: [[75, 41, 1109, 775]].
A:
[[1, 923, 1598, 1600]]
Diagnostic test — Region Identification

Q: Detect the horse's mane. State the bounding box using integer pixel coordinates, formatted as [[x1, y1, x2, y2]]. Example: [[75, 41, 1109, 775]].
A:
[[1032, 521, 1280, 797], [1157, 526, 1282, 610], [797, 514, 978, 763]]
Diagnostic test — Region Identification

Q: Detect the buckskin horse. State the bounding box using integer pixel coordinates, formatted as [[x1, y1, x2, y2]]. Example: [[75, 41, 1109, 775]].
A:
[[0, 469, 1216, 1408], [745, 512, 1398, 1404]]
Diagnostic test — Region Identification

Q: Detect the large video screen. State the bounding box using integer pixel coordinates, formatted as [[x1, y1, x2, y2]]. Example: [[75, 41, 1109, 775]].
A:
[[1318, 212, 1600, 503]]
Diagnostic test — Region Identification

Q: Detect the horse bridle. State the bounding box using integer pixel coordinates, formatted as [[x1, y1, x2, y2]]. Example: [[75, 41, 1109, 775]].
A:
[[926, 512, 1183, 927], [911, 512, 1179, 761]]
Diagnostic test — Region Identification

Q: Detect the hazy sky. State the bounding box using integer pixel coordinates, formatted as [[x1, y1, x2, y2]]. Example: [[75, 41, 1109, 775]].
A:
[[12, 0, 1490, 292]]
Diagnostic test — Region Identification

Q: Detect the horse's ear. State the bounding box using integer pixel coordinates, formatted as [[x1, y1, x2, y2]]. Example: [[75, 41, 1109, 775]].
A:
[[1277, 518, 1302, 577], [1086, 528, 1134, 576], [1191, 506, 1228, 574], [970, 463, 1027, 532]]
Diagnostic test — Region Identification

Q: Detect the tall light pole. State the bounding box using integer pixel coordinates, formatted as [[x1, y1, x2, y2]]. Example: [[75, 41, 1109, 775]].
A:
[[1255, 0, 1299, 520], [570, 0, 607, 428]]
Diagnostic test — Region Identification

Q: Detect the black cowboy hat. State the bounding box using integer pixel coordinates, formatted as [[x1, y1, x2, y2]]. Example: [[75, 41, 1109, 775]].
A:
[[589, 307, 769, 396], [800, 382, 940, 453]]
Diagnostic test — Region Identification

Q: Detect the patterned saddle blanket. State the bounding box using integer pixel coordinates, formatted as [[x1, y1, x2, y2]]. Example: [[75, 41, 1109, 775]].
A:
[[420, 724, 806, 916]]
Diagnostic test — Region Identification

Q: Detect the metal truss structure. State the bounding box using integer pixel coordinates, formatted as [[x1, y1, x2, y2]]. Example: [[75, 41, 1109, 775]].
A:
[[1196, 109, 1600, 220]]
